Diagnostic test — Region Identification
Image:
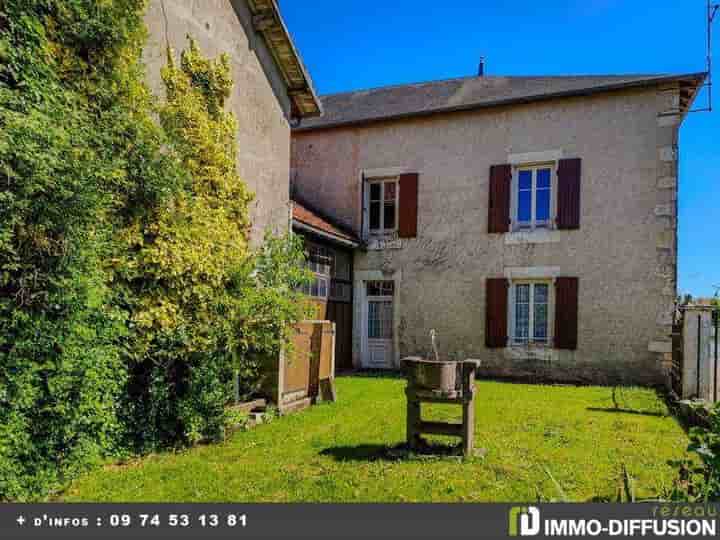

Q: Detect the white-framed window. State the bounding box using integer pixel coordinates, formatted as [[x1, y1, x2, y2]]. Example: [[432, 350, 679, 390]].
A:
[[510, 280, 552, 345], [512, 164, 554, 231], [368, 177, 399, 235], [302, 243, 331, 299]]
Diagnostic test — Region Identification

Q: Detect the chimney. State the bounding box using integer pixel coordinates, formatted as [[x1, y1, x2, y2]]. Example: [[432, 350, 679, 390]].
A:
[[478, 57, 485, 77]]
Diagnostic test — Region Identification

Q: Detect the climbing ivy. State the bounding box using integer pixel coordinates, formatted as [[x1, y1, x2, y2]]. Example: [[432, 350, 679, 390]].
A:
[[0, 2, 309, 500], [118, 39, 309, 450]]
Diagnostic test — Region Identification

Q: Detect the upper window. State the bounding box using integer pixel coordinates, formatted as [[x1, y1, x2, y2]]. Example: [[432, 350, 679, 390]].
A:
[[368, 178, 398, 234], [514, 165, 553, 231], [512, 281, 550, 345]]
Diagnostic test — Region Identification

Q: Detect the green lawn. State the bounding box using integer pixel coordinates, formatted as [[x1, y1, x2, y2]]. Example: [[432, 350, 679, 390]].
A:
[[64, 375, 689, 502]]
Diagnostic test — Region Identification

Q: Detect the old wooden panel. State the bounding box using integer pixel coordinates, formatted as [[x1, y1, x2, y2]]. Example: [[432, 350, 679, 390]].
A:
[[285, 323, 314, 395], [327, 301, 353, 371], [283, 320, 335, 409]]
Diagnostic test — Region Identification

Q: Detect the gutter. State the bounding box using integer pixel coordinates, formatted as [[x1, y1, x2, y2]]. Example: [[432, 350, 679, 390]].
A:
[[247, 0, 322, 118]]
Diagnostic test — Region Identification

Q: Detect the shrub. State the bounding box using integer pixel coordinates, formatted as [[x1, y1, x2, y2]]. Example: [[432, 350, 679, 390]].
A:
[[666, 402, 720, 502], [0, 0, 169, 500], [117, 40, 311, 450]]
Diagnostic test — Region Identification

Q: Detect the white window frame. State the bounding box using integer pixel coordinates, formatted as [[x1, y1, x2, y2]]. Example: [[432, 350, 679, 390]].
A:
[[366, 177, 399, 235], [508, 279, 554, 346], [510, 163, 557, 232], [303, 242, 331, 300]]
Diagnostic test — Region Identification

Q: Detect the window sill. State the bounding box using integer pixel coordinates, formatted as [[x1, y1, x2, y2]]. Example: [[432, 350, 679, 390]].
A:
[[503, 344, 558, 361], [505, 229, 561, 245]]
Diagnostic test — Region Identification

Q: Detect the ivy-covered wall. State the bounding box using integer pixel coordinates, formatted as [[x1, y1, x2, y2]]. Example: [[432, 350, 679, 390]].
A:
[[0, 0, 309, 501], [144, 0, 294, 244]]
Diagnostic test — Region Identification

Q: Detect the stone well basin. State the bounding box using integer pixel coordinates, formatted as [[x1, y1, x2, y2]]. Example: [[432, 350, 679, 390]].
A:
[[401, 357, 481, 397]]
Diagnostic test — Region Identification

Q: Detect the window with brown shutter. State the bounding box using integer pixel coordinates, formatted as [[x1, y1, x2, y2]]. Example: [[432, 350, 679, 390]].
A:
[[488, 164, 511, 233], [557, 158, 581, 230], [398, 173, 419, 238], [486, 278, 509, 348], [554, 277, 579, 350]]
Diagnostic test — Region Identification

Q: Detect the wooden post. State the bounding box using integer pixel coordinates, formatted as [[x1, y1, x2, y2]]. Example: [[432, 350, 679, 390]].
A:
[[406, 389, 421, 451], [461, 361, 477, 457]]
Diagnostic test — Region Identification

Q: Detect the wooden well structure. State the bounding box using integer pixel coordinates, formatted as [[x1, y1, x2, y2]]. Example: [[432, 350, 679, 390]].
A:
[[401, 357, 480, 457]]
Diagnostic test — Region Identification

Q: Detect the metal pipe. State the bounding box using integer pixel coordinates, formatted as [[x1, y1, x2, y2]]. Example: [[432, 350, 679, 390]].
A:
[[689, 1, 719, 113], [715, 311, 719, 402], [709, 1, 715, 112], [698, 314, 702, 398]]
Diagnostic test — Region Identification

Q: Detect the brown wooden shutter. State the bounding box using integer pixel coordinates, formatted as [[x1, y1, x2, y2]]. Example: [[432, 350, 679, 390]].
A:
[[360, 174, 368, 240], [557, 158, 581, 230], [488, 164, 511, 233], [554, 277, 579, 350], [398, 173, 419, 238], [486, 278, 509, 348]]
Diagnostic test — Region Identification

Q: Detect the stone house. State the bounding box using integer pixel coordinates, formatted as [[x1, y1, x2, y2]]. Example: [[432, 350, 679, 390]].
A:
[[291, 72, 706, 385], [143, 0, 321, 244]]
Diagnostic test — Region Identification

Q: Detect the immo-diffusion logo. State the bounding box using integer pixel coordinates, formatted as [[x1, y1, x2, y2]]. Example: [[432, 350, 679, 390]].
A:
[[509, 506, 541, 537]]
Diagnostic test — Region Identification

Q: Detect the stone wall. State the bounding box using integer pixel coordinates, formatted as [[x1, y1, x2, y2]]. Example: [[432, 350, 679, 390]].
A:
[[144, 0, 292, 244], [291, 86, 684, 386]]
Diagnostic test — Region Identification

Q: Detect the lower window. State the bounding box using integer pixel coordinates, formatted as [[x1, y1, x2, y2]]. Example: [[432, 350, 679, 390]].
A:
[[512, 281, 550, 345]]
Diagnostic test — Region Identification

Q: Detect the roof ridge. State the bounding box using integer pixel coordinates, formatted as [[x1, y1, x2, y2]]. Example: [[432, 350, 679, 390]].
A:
[[318, 73, 677, 99], [296, 72, 707, 132]]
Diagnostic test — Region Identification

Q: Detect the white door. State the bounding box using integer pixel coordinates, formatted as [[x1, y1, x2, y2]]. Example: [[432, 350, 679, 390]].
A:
[[364, 281, 394, 368]]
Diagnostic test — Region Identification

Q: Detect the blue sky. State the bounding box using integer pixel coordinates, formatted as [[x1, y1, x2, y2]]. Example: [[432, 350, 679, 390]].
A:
[[280, 0, 719, 298]]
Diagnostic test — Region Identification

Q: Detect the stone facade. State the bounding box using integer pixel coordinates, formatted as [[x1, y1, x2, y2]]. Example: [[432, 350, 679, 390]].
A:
[[144, 0, 294, 243], [291, 86, 687, 386]]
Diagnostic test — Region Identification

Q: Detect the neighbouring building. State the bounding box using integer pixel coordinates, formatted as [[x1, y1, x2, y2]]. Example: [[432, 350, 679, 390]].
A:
[[144, 0, 320, 244], [291, 198, 359, 370], [291, 72, 706, 385]]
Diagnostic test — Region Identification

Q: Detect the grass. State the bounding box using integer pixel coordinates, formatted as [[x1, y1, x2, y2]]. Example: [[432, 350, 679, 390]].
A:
[[63, 375, 690, 502]]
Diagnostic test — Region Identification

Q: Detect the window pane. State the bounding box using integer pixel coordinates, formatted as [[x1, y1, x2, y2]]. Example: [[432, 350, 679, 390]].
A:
[[536, 188, 550, 221], [370, 183, 381, 201], [519, 170, 532, 190], [384, 182, 397, 201], [369, 201, 381, 230], [384, 201, 396, 230], [537, 168, 551, 189], [380, 301, 393, 338], [534, 303, 548, 341], [518, 190, 532, 223], [367, 280, 394, 296], [515, 284, 530, 341], [318, 278, 328, 298], [382, 281, 395, 296], [332, 251, 350, 280], [368, 302, 379, 338], [516, 283, 530, 303], [534, 284, 549, 341], [534, 284, 549, 303]]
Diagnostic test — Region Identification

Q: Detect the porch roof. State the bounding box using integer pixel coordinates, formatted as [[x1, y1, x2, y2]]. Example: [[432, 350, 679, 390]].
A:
[[292, 200, 359, 248]]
